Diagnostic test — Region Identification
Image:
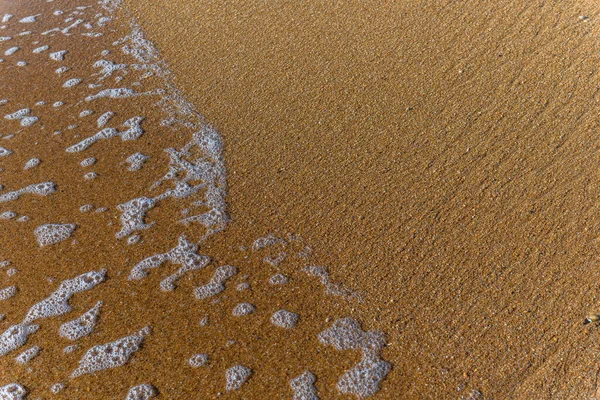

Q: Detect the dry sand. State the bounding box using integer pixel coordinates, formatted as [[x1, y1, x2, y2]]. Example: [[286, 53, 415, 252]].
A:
[[3, 0, 600, 398]]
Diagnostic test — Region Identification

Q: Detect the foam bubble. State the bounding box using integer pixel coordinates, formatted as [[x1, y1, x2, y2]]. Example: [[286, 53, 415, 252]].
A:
[[125, 384, 157, 400], [79, 109, 94, 117], [290, 371, 319, 400], [225, 365, 252, 391], [0, 383, 27, 399], [0, 286, 17, 301], [49, 50, 67, 61], [85, 88, 136, 101], [232, 303, 255, 317], [15, 345, 40, 364], [59, 301, 102, 341], [55, 67, 68, 74], [32, 45, 49, 53], [19, 15, 39, 23], [1, 15, 12, 23], [0, 324, 39, 356], [188, 353, 208, 367], [34, 223, 76, 247], [66, 117, 144, 152], [318, 318, 390, 398], [63, 344, 78, 354], [0, 147, 11, 157], [4, 47, 19, 56], [0, 37, 10, 42], [84, 172, 98, 180], [115, 197, 156, 239], [23, 158, 40, 170], [63, 78, 82, 88], [269, 274, 288, 285], [23, 269, 106, 324], [96, 111, 114, 127], [0, 211, 16, 220], [264, 252, 286, 266], [252, 234, 285, 251], [126, 152, 149, 171], [71, 326, 151, 378], [194, 265, 237, 300], [304, 266, 361, 301], [50, 383, 64, 394], [80, 157, 96, 167], [129, 236, 210, 291], [79, 204, 94, 213], [270, 310, 299, 329]]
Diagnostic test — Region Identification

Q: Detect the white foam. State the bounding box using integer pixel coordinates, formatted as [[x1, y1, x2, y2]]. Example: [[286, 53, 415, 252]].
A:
[[59, 301, 102, 341], [84, 172, 98, 180], [0, 286, 17, 301], [79, 110, 94, 117], [93, 59, 127, 80], [4, 47, 19, 56], [269, 274, 288, 285], [290, 371, 319, 400], [80, 157, 96, 167], [125, 384, 157, 400], [15, 345, 40, 364], [126, 152, 149, 171], [66, 116, 145, 152], [55, 67, 68, 74], [225, 365, 252, 391], [0, 37, 11, 42], [1, 15, 12, 23], [194, 265, 237, 300], [0, 147, 11, 157], [32, 45, 49, 53], [0, 324, 39, 356], [19, 15, 39, 23], [252, 234, 285, 251], [270, 310, 299, 328], [79, 204, 94, 213], [96, 111, 114, 127], [63, 78, 82, 88], [23, 269, 106, 324], [0, 211, 16, 220], [304, 266, 361, 301], [50, 383, 64, 394], [115, 197, 155, 239], [23, 158, 40, 170], [85, 88, 136, 101], [49, 50, 67, 61], [63, 344, 78, 354], [188, 353, 208, 367], [0, 182, 55, 203], [0, 383, 27, 399], [129, 236, 210, 291], [71, 326, 151, 378], [232, 303, 255, 317], [34, 223, 76, 247], [318, 318, 390, 398]]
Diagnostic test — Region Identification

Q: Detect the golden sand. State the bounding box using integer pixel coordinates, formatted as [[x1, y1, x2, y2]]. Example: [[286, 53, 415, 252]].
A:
[[3, 0, 600, 398]]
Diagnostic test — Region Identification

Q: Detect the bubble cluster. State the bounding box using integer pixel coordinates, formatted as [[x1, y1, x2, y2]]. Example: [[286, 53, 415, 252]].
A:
[[232, 303, 255, 317], [188, 353, 208, 367], [71, 326, 151, 378], [126, 152, 149, 171], [125, 384, 157, 400], [0, 383, 27, 399], [270, 310, 299, 329], [15, 345, 40, 364], [34, 223, 76, 247], [318, 318, 391, 398], [290, 371, 319, 400], [129, 237, 210, 292], [59, 301, 102, 341], [194, 265, 237, 300], [0, 182, 56, 203], [0, 286, 17, 301], [225, 365, 252, 391]]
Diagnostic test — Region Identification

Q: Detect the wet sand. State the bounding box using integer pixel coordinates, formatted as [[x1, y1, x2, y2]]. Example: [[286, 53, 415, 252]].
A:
[[125, 0, 600, 398], [3, 0, 600, 398]]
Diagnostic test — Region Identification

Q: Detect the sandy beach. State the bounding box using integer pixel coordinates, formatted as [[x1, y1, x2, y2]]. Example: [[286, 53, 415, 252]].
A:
[[2, 0, 600, 398]]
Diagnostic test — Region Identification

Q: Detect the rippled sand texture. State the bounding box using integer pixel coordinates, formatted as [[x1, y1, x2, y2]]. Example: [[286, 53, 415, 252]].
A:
[[0, 0, 391, 398]]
